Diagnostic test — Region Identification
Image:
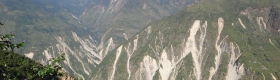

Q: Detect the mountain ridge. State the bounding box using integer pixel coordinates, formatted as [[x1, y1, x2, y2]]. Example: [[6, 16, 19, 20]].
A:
[[88, 0, 280, 79], [0, 0, 196, 79]]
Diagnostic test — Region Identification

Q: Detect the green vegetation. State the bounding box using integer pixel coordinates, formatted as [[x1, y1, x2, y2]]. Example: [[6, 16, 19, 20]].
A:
[[89, 0, 280, 79], [0, 52, 67, 79], [0, 1, 95, 77], [0, 22, 67, 79], [0, 51, 41, 79]]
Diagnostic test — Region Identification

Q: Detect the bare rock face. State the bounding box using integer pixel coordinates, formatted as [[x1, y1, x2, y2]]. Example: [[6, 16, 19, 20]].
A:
[[88, 0, 280, 80], [1, 0, 280, 79], [0, 0, 196, 79]]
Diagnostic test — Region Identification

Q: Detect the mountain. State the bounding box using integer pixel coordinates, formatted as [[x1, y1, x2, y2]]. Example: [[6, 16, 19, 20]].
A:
[[0, 1, 99, 79], [88, 0, 280, 80], [79, 0, 198, 42], [0, 0, 195, 79]]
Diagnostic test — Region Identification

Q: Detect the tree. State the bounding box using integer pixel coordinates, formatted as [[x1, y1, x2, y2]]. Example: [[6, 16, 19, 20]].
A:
[[0, 22, 67, 79], [37, 53, 66, 79], [0, 23, 24, 51]]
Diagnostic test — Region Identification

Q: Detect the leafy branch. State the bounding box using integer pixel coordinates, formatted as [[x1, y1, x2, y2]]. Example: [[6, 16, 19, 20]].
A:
[[37, 54, 66, 78], [0, 22, 69, 79]]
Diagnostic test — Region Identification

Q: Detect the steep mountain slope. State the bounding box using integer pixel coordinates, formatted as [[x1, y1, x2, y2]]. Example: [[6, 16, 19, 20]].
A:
[[0, 0, 196, 79], [79, 0, 197, 42], [0, 0, 105, 79], [88, 0, 280, 80]]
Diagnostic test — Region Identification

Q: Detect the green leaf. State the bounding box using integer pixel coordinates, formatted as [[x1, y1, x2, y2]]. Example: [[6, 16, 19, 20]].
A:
[[19, 42, 24, 47], [38, 71, 44, 77], [4, 34, 11, 39], [16, 42, 25, 48], [12, 44, 16, 47]]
